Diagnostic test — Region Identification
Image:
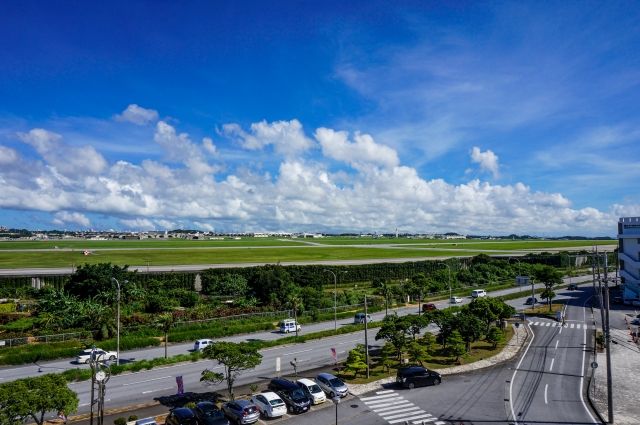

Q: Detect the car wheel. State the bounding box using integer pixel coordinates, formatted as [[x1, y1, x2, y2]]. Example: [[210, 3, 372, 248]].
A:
[[109, 355, 116, 361], [434, 378, 441, 385], [84, 358, 90, 364], [329, 392, 335, 398], [408, 382, 415, 390]]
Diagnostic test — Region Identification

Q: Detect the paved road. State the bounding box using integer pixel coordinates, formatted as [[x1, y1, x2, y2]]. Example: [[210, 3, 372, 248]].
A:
[[509, 287, 600, 424]]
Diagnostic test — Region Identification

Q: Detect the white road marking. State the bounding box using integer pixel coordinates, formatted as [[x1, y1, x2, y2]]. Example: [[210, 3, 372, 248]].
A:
[[360, 393, 399, 401], [580, 326, 598, 423], [544, 384, 549, 404], [142, 386, 172, 394], [382, 407, 424, 419], [570, 323, 575, 329], [372, 402, 414, 413], [389, 413, 433, 424], [283, 348, 313, 356], [122, 375, 172, 386], [546, 323, 551, 327], [555, 340, 559, 350], [365, 396, 403, 406], [376, 389, 395, 394], [549, 358, 555, 371], [510, 322, 536, 425]]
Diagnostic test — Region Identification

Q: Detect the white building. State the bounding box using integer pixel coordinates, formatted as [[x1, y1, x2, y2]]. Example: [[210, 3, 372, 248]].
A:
[[618, 217, 640, 303]]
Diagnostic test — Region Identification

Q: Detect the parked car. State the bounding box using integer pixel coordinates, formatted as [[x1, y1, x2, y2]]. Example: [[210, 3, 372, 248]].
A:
[[279, 319, 301, 333], [396, 366, 442, 389], [471, 289, 487, 298], [567, 283, 578, 290], [250, 392, 287, 418], [525, 297, 538, 305], [422, 303, 437, 312], [353, 312, 371, 324], [166, 408, 198, 425], [296, 378, 326, 405], [268, 378, 311, 414], [450, 296, 463, 304], [630, 318, 640, 326], [193, 339, 214, 351], [315, 372, 348, 398], [75, 348, 117, 364], [221, 400, 259, 425], [193, 401, 230, 425]]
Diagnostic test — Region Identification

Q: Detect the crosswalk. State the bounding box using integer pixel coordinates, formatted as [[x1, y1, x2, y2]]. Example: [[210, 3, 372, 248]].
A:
[[360, 389, 447, 424], [528, 321, 593, 329]]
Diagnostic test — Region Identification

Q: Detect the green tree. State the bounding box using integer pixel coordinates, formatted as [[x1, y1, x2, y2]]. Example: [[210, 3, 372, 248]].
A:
[[372, 278, 392, 316], [454, 309, 485, 352], [155, 313, 175, 359], [375, 315, 412, 362], [429, 309, 456, 349], [66, 263, 131, 301], [540, 288, 556, 311], [248, 265, 295, 307], [344, 345, 368, 378], [447, 331, 466, 362], [200, 342, 262, 400], [379, 342, 397, 373], [406, 340, 429, 366], [0, 374, 78, 425], [486, 327, 505, 349]]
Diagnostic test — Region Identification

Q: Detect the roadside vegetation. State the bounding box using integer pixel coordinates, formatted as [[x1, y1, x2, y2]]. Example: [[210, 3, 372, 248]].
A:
[[0, 251, 610, 366]]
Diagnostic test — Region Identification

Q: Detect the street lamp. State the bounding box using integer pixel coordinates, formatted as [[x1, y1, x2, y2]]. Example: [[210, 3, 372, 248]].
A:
[[324, 270, 346, 332], [111, 278, 128, 366]]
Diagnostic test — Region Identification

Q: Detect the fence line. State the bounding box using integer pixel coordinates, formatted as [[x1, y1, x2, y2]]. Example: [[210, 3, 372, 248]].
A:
[[0, 330, 91, 348]]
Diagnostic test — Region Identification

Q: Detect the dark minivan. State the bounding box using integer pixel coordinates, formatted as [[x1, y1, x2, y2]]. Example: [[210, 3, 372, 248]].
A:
[[396, 366, 441, 389], [268, 378, 311, 414]]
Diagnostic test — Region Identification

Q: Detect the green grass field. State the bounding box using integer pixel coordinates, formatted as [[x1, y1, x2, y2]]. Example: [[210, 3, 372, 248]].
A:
[[0, 237, 615, 269]]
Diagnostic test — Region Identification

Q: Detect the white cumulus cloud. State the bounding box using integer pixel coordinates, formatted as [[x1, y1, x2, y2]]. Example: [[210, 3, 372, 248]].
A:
[[114, 104, 159, 125], [53, 211, 91, 227], [222, 119, 313, 157], [315, 127, 399, 169], [470, 146, 500, 178]]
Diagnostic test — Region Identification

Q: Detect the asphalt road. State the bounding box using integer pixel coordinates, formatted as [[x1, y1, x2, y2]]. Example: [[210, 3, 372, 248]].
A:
[[1, 275, 597, 423]]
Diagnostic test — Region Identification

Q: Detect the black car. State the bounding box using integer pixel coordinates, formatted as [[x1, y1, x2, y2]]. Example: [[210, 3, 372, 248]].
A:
[[166, 408, 198, 425], [267, 378, 311, 414], [525, 297, 538, 305], [396, 366, 441, 389], [567, 283, 578, 290], [193, 401, 230, 425]]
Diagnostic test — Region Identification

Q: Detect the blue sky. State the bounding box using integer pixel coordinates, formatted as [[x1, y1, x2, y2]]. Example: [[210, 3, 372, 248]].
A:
[[1, 1, 639, 236]]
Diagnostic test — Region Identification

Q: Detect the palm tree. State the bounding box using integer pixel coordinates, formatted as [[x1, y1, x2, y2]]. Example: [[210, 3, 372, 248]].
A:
[[155, 313, 175, 359]]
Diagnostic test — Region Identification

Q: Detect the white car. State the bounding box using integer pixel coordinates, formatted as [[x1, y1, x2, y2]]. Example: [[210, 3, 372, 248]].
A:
[[279, 319, 301, 333], [297, 378, 326, 404], [251, 392, 287, 418], [450, 296, 463, 304], [76, 348, 117, 364], [193, 339, 214, 351]]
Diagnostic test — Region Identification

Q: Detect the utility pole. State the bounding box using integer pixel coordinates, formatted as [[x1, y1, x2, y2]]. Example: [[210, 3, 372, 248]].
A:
[[603, 255, 614, 424], [364, 294, 369, 379]]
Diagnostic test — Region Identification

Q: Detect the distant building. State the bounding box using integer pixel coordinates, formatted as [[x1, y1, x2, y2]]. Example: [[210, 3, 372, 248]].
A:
[[618, 217, 640, 303]]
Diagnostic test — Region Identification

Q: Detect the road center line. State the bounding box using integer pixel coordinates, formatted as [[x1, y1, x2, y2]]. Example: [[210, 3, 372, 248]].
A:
[[122, 375, 172, 386], [544, 384, 548, 404], [549, 358, 555, 371], [555, 340, 559, 350]]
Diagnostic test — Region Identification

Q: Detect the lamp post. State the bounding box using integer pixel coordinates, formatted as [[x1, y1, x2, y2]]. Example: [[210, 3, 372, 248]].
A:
[[111, 278, 127, 366], [324, 270, 346, 332]]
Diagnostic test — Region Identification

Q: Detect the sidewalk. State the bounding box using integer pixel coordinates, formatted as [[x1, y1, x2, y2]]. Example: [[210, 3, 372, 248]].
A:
[[590, 311, 640, 425]]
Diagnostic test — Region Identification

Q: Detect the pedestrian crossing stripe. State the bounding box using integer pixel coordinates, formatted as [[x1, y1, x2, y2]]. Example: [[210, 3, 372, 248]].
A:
[[362, 390, 447, 425], [529, 321, 590, 329]]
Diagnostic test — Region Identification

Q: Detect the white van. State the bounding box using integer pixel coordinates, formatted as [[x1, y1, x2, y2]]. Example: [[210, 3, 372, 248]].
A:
[[296, 378, 326, 404], [471, 289, 487, 298], [279, 319, 301, 333], [193, 338, 213, 351]]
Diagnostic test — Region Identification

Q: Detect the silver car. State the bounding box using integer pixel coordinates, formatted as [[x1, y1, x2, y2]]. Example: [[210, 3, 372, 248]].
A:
[[221, 399, 259, 424], [316, 372, 348, 398]]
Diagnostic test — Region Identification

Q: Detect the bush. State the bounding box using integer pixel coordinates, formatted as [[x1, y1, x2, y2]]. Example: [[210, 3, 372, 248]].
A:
[[100, 336, 161, 351], [127, 415, 138, 422], [114, 417, 127, 425], [0, 341, 84, 365], [145, 295, 178, 313]]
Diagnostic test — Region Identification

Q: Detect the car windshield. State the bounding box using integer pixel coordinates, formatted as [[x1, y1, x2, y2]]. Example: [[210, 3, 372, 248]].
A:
[[308, 384, 322, 393], [202, 409, 223, 418], [329, 378, 344, 387], [291, 389, 306, 400], [269, 399, 283, 406]]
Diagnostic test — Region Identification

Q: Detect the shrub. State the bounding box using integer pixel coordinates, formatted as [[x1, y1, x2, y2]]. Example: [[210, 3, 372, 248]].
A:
[[114, 417, 126, 425], [127, 415, 138, 422]]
